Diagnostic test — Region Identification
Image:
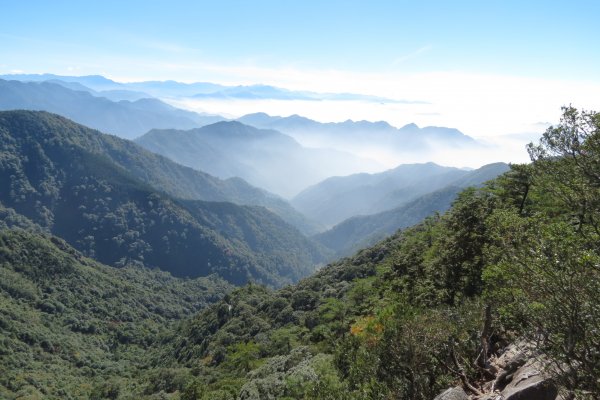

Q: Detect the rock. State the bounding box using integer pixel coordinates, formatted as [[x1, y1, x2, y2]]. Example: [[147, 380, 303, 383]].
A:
[[477, 395, 502, 400], [436, 341, 563, 400], [493, 341, 533, 370], [433, 386, 469, 400], [492, 352, 527, 391], [501, 361, 558, 400]]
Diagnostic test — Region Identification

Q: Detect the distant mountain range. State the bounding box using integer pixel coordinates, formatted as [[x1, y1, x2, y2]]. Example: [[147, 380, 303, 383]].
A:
[[292, 162, 470, 228], [238, 112, 476, 152], [43, 78, 151, 101], [0, 73, 405, 103], [0, 73, 495, 238], [0, 79, 221, 138], [313, 162, 510, 256], [135, 121, 382, 198], [192, 84, 409, 103], [0, 78, 320, 234], [0, 75, 446, 146], [0, 111, 329, 286], [0, 73, 126, 91]]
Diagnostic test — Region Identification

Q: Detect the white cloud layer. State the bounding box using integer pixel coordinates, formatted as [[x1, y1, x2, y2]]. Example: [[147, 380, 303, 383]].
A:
[[154, 63, 599, 137], [160, 66, 599, 169]]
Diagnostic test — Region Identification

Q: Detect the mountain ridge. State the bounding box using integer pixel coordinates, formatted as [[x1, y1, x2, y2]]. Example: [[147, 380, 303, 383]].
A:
[[1, 73, 405, 103], [0, 110, 329, 286], [0, 79, 222, 138], [291, 162, 471, 228], [136, 121, 383, 198], [238, 111, 476, 146], [313, 162, 510, 255]]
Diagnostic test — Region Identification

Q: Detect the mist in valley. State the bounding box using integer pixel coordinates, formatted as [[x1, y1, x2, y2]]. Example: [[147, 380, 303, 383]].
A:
[[169, 96, 536, 173]]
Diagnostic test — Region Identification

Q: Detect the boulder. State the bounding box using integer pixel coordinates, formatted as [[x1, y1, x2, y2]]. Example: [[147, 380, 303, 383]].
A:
[[492, 351, 527, 391], [501, 361, 558, 400], [435, 341, 562, 400], [493, 341, 533, 371], [433, 386, 469, 400]]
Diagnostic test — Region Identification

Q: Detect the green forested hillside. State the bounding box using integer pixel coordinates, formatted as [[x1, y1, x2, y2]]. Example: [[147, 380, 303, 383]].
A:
[[0, 108, 316, 234], [1, 107, 598, 399], [0, 229, 232, 399], [0, 111, 328, 286]]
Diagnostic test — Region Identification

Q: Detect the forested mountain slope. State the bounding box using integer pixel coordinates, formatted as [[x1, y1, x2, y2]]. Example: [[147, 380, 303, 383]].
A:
[[0, 229, 232, 399], [0, 111, 328, 286], [0, 106, 318, 234]]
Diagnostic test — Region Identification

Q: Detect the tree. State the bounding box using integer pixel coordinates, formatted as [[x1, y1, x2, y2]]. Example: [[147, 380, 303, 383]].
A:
[[489, 163, 535, 215], [224, 341, 261, 373], [485, 216, 600, 395], [429, 188, 494, 305], [528, 106, 600, 237], [485, 106, 600, 396]]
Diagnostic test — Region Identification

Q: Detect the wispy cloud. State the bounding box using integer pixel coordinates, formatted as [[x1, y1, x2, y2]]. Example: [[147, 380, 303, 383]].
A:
[[392, 45, 432, 66], [130, 38, 198, 54], [100, 29, 201, 54], [531, 121, 552, 128]]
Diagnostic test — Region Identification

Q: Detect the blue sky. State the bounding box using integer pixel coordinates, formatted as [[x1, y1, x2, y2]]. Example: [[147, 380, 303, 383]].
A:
[[1, 0, 599, 156], [2, 0, 599, 80]]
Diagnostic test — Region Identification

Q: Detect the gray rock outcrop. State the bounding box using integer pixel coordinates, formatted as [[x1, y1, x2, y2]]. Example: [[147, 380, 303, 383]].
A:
[[434, 386, 469, 400], [500, 360, 558, 400]]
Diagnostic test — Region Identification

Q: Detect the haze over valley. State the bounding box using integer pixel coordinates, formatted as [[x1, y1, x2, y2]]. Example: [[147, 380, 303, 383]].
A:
[[0, 72, 546, 172]]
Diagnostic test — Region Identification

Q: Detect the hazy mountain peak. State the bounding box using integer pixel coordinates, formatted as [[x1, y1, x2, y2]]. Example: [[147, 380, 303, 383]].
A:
[[211, 120, 248, 128], [136, 119, 382, 198], [314, 161, 510, 256], [244, 112, 274, 119], [45, 79, 94, 92], [399, 122, 419, 130], [287, 114, 313, 122], [345, 119, 394, 130], [389, 161, 443, 171], [291, 162, 472, 228], [199, 120, 286, 140]]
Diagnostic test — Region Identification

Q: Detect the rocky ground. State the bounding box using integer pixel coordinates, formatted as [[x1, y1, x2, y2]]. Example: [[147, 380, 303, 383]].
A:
[[434, 341, 564, 400]]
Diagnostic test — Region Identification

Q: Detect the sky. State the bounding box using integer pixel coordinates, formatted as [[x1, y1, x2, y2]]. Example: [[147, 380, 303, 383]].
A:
[[1, 0, 600, 163]]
